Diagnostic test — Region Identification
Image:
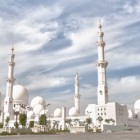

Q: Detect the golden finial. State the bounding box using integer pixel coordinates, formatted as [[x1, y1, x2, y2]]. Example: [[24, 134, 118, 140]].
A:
[[98, 18, 102, 31], [11, 44, 14, 54]]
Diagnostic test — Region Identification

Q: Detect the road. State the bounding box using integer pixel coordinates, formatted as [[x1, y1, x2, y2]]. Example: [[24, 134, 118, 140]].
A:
[[0, 131, 140, 140]]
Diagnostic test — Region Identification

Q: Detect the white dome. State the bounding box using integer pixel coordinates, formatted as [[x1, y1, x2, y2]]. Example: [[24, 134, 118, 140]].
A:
[[27, 110, 35, 119], [40, 109, 48, 115], [33, 104, 44, 115], [69, 107, 78, 116], [31, 96, 46, 108], [4, 112, 10, 119], [13, 85, 28, 105], [54, 108, 62, 117], [134, 99, 140, 112]]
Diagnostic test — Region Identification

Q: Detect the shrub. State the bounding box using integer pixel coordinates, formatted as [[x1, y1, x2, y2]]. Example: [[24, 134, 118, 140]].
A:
[[0, 123, 3, 128]]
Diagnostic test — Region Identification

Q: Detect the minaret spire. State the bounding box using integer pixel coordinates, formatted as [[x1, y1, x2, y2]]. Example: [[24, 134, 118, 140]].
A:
[[74, 72, 80, 114], [4, 47, 16, 124], [96, 19, 108, 105]]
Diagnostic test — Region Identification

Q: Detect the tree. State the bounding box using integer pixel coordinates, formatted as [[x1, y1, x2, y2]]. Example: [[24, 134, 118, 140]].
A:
[[14, 122, 19, 128], [105, 119, 110, 124], [29, 121, 34, 128], [46, 120, 51, 130], [19, 113, 27, 128], [0, 123, 3, 128], [53, 121, 59, 130], [109, 118, 115, 125], [66, 119, 72, 126], [5, 117, 10, 127], [14, 111, 19, 128], [85, 117, 92, 130], [97, 116, 103, 127], [39, 114, 47, 125]]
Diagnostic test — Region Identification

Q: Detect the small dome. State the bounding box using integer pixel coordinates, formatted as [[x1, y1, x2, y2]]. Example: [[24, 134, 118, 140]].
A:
[[54, 108, 62, 117], [33, 104, 44, 115], [31, 96, 46, 108], [40, 109, 48, 115], [134, 99, 140, 113], [4, 112, 10, 119], [27, 110, 35, 119], [69, 107, 78, 116], [13, 85, 28, 105]]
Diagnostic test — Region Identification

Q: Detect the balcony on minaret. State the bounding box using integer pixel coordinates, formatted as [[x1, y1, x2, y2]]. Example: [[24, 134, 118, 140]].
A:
[[74, 94, 80, 98], [97, 31, 104, 37], [96, 61, 108, 68], [8, 62, 15, 66], [96, 41, 105, 47]]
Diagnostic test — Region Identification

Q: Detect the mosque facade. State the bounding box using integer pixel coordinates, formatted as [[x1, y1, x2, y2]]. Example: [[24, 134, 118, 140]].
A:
[[0, 21, 140, 132]]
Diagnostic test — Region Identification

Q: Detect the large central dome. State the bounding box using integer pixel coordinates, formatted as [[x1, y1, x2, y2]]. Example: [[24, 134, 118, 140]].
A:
[[13, 84, 29, 108]]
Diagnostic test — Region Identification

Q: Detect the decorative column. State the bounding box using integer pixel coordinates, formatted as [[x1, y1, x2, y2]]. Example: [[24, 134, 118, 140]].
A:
[[4, 48, 15, 121], [74, 72, 80, 114], [96, 20, 108, 105]]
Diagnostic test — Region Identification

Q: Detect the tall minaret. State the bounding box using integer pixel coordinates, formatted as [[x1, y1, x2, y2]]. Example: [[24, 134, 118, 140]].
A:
[[96, 20, 108, 105], [4, 48, 15, 121], [74, 72, 80, 114]]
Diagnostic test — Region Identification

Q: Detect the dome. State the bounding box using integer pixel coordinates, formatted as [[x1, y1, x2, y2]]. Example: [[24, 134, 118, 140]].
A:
[[13, 85, 28, 105], [31, 96, 46, 108], [4, 112, 10, 119], [69, 107, 78, 116], [54, 108, 62, 117], [27, 110, 35, 119], [33, 104, 44, 115], [40, 109, 48, 115], [134, 99, 140, 113]]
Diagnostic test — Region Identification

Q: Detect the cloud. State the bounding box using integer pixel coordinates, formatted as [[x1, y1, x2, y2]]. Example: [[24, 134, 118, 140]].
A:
[[26, 76, 72, 91], [108, 75, 140, 108]]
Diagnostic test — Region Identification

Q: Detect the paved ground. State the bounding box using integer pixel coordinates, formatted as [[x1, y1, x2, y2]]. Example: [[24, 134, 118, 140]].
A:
[[0, 131, 140, 140]]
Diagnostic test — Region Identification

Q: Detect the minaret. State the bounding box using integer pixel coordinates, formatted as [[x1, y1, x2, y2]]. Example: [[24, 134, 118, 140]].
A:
[[74, 72, 80, 114], [4, 48, 15, 121], [96, 20, 108, 105]]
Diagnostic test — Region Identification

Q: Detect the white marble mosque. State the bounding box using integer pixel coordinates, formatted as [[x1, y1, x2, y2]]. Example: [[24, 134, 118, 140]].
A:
[[0, 20, 140, 132]]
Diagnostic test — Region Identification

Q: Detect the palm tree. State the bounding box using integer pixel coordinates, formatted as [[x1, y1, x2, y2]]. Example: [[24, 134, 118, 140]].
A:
[[14, 111, 19, 128], [86, 117, 92, 130], [5, 117, 10, 127], [105, 119, 110, 124], [53, 121, 59, 130], [97, 116, 103, 128], [74, 118, 80, 126], [109, 118, 115, 125], [66, 119, 72, 127], [46, 120, 51, 130]]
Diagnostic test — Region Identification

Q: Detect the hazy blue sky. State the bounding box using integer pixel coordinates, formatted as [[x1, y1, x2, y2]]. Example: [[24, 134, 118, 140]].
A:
[[0, 0, 140, 114]]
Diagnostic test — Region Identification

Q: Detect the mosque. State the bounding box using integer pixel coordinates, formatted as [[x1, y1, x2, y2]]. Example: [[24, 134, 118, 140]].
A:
[[0, 20, 140, 132]]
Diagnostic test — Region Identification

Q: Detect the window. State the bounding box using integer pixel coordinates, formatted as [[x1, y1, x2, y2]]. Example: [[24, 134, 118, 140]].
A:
[[104, 113, 106, 115]]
